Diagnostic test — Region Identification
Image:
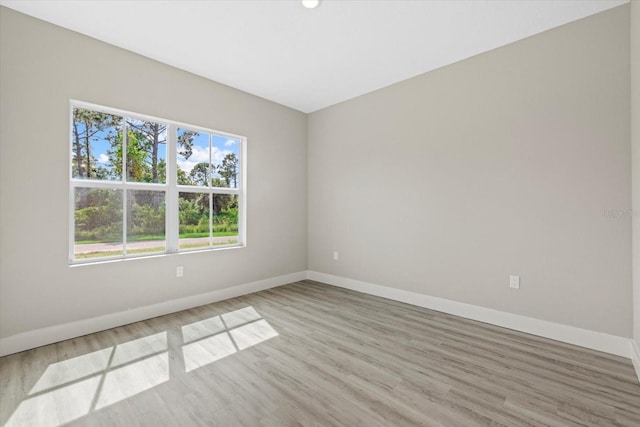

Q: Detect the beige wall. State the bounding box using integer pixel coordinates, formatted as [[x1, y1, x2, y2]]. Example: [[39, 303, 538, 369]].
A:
[[308, 5, 632, 337], [0, 8, 308, 340], [632, 0, 640, 351]]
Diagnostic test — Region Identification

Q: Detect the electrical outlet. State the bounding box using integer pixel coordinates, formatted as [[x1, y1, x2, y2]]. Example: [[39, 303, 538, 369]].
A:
[[509, 275, 520, 289], [177, 266, 184, 278], [333, 251, 339, 261]]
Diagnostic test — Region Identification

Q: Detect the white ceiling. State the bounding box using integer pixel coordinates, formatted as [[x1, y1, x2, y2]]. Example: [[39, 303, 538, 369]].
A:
[[0, 0, 628, 113]]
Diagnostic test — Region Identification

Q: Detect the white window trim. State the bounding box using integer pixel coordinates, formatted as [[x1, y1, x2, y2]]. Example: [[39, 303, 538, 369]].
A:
[[69, 100, 247, 264]]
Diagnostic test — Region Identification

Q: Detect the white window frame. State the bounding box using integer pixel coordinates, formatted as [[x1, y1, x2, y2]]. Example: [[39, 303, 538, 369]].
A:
[[69, 100, 246, 264]]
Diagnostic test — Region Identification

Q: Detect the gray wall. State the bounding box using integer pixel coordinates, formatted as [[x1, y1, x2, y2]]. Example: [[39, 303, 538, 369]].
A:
[[1, 4, 635, 348], [308, 5, 632, 337], [0, 7, 308, 340], [632, 0, 640, 351]]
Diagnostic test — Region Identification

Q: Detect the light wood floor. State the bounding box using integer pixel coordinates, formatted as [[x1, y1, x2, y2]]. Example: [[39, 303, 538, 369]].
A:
[[1, 280, 639, 426]]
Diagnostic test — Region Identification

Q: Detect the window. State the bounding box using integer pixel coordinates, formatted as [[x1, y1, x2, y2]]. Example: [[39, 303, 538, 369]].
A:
[[70, 101, 245, 263]]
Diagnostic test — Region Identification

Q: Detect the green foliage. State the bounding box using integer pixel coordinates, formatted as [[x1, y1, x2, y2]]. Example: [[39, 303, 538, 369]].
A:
[[189, 162, 211, 186], [213, 207, 238, 233], [108, 129, 148, 181], [77, 192, 238, 243], [177, 195, 238, 238], [217, 153, 238, 187], [74, 188, 122, 242], [128, 200, 165, 237], [75, 189, 165, 243], [179, 197, 202, 226], [177, 166, 190, 185]]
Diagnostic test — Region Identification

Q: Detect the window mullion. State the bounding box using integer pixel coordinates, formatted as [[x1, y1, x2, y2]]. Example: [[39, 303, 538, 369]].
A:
[[209, 191, 214, 248], [122, 119, 128, 256], [69, 106, 75, 263], [166, 124, 178, 253], [209, 133, 213, 248]]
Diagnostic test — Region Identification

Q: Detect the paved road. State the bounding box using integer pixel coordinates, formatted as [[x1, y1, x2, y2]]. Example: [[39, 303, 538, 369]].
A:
[[75, 236, 238, 254]]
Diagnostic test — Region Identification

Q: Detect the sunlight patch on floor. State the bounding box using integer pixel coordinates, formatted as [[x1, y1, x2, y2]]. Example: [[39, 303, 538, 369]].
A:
[[95, 352, 169, 410], [29, 347, 112, 394], [6, 376, 101, 427], [5, 307, 277, 427], [230, 319, 279, 351], [181, 306, 279, 372], [182, 332, 237, 373], [221, 306, 262, 328], [181, 315, 226, 343], [110, 332, 167, 368]]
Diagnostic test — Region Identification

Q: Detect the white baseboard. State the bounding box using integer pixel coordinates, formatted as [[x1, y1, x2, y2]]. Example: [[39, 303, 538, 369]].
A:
[[0, 271, 307, 357], [306, 271, 632, 359], [632, 340, 640, 384]]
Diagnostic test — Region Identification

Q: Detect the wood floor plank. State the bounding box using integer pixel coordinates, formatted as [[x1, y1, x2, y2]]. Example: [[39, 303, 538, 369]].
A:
[[1, 280, 639, 426]]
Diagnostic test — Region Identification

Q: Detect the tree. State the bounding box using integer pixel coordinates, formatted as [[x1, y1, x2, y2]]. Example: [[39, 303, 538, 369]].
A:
[[210, 178, 233, 215], [126, 120, 165, 183], [189, 162, 211, 186], [72, 109, 121, 179], [217, 153, 238, 187], [125, 121, 199, 184], [177, 164, 191, 185], [108, 129, 148, 182], [178, 130, 197, 160]]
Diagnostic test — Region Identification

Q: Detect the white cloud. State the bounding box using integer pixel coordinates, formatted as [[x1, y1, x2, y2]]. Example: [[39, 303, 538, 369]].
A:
[[212, 147, 233, 166], [177, 146, 232, 175], [189, 145, 210, 162], [97, 154, 109, 164], [224, 139, 237, 147]]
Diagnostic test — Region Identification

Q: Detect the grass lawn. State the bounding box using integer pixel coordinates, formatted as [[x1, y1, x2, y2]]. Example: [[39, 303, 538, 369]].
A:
[[76, 231, 238, 245]]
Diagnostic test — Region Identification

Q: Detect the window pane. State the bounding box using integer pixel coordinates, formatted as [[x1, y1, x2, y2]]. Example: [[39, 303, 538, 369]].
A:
[[74, 188, 123, 259], [179, 192, 210, 250], [177, 128, 209, 186], [126, 190, 166, 254], [212, 135, 240, 189], [126, 118, 167, 184], [72, 108, 122, 180], [213, 194, 238, 246]]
